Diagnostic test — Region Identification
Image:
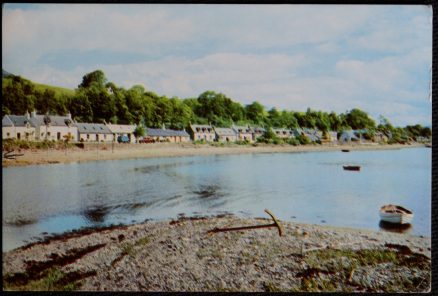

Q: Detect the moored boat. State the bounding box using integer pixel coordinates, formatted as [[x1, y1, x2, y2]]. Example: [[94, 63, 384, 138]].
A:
[[379, 204, 413, 224], [341, 149, 350, 152], [343, 165, 360, 171]]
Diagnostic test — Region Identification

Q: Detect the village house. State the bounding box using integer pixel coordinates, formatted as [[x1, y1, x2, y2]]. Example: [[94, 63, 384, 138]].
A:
[[2, 112, 37, 141], [76, 122, 114, 142], [145, 127, 190, 143], [321, 131, 338, 144], [293, 128, 322, 142], [338, 130, 363, 143], [374, 131, 389, 143], [214, 127, 237, 142], [272, 128, 294, 139], [188, 124, 216, 142], [232, 125, 254, 142], [29, 111, 77, 142], [2, 111, 78, 142], [252, 126, 266, 141], [106, 123, 136, 143]]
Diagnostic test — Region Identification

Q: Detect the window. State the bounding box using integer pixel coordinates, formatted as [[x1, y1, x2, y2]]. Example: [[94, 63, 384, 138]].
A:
[[47, 132, 51, 136], [87, 134, 90, 139], [17, 133, 21, 139], [57, 132, 61, 140], [104, 135, 107, 139], [7, 132, 10, 137]]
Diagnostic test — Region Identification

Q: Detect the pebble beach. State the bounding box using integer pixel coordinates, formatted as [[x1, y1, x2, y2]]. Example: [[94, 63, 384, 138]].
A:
[[2, 215, 431, 292]]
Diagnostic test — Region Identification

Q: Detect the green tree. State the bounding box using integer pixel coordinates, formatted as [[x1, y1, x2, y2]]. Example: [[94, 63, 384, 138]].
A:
[[245, 101, 266, 124], [344, 108, 376, 130]]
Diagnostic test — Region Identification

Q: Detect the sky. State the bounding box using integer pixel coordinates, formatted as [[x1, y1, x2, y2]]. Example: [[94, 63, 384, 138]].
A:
[[2, 4, 432, 126]]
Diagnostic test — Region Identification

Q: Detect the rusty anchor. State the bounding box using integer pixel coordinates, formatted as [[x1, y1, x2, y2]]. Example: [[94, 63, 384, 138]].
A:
[[207, 209, 284, 237]]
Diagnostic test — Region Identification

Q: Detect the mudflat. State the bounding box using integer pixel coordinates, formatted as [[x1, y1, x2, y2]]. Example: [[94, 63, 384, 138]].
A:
[[2, 215, 431, 292]]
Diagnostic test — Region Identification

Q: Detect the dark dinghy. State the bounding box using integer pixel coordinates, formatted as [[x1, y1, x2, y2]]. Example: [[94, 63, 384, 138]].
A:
[[343, 165, 361, 171]]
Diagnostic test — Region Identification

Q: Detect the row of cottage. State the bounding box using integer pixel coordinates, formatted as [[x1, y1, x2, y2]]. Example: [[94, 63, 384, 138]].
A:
[[2, 111, 385, 144]]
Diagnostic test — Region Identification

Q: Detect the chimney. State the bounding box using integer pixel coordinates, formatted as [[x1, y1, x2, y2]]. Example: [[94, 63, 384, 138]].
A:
[[25, 110, 30, 119], [31, 110, 36, 118], [162, 123, 166, 130], [67, 112, 72, 120]]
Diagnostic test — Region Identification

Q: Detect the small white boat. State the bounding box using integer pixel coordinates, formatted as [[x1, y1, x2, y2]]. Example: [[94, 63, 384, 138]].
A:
[[379, 204, 413, 224]]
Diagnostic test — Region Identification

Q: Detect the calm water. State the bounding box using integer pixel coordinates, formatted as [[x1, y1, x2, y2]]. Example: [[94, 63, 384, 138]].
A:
[[3, 147, 431, 251]]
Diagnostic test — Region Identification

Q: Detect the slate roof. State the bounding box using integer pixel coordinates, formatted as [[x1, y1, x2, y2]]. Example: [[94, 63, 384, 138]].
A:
[[106, 124, 136, 133], [214, 127, 236, 137], [273, 128, 293, 135], [4, 115, 32, 127], [232, 125, 253, 133], [76, 123, 112, 134], [253, 127, 266, 133], [339, 130, 359, 141], [29, 114, 73, 127], [190, 124, 214, 133], [2, 115, 16, 127], [146, 128, 189, 137]]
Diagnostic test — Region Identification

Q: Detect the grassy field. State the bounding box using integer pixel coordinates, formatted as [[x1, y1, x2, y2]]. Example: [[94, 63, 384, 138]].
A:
[[2, 77, 75, 97]]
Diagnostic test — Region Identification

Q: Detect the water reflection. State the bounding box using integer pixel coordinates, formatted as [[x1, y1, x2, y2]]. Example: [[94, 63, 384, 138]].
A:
[[379, 221, 413, 234]]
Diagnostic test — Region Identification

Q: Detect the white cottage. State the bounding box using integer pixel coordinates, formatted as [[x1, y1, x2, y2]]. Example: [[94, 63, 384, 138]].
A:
[[28, 111, 77, 142], [106, 123, 136, 143], [76, 122, 114, 142], [2, 112, 36, 141]]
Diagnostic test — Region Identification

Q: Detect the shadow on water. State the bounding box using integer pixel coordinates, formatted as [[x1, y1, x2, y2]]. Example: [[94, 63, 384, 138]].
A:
[[132, 161, 195, 174], [83, 206, 110, 223], [193, 184, 225, 199], [379, 220, 413, 234], [83, 201, 154, 223]]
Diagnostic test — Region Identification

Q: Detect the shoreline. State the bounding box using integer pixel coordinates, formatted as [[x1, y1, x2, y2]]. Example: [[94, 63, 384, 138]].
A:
[[2, 142, 426, 167], [2, 215, 431, 292]]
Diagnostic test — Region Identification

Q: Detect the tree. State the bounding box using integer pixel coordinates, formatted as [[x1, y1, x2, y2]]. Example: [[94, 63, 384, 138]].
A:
[[344, 108, 376, 130], [133, 125, 145, 138], [78, 70, 107, 89], [245, 101, 266, 124]]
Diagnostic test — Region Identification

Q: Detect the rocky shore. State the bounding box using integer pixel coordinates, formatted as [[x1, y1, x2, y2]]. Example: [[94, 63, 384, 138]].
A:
[[2, 142, 426, 167], [2, 215, 431, 292]]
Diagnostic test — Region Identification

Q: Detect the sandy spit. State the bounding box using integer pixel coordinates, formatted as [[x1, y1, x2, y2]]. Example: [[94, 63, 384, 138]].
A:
[[2, 216, 431, 292], [2, 142, 426, 167]]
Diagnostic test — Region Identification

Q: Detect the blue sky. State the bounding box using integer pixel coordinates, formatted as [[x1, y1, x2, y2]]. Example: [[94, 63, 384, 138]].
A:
[[2, 4, 432, 126]]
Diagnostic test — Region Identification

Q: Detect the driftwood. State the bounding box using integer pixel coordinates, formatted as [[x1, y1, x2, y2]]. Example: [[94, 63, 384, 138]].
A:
[[3, 150, 24, 160]]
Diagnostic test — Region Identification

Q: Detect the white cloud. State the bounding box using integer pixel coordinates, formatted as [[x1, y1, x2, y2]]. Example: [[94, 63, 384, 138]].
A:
[[2, 4, 432, 126]]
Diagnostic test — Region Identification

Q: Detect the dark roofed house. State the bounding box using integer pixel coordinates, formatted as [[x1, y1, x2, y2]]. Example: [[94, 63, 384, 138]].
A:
[[76, 122, 114, 142], [2, 112, 36, 140], [146, 127, 190, 143], [28, 110, 77, 141], [214, 127, 237, 142], [232, 125, 254, 142], [188, 124, 215, 142], [252, 126, 266, 141], [273, 128, 294, 139]]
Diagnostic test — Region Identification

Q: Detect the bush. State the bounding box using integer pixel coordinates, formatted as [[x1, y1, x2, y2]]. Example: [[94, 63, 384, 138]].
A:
[[193, 139, 207, 145], [286, 138, 300, 146], [297, 134, 311, 145], [235, 139, 250, 145], [272, 138, 284, 145]]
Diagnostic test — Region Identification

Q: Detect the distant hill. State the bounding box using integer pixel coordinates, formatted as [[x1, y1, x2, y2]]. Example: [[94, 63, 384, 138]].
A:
[[2, 69, 14, 78], [2, 72, 75, 97]]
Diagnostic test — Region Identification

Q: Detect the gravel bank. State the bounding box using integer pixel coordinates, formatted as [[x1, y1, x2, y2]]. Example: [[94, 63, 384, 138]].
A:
[[2, 215, 431, 292]]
